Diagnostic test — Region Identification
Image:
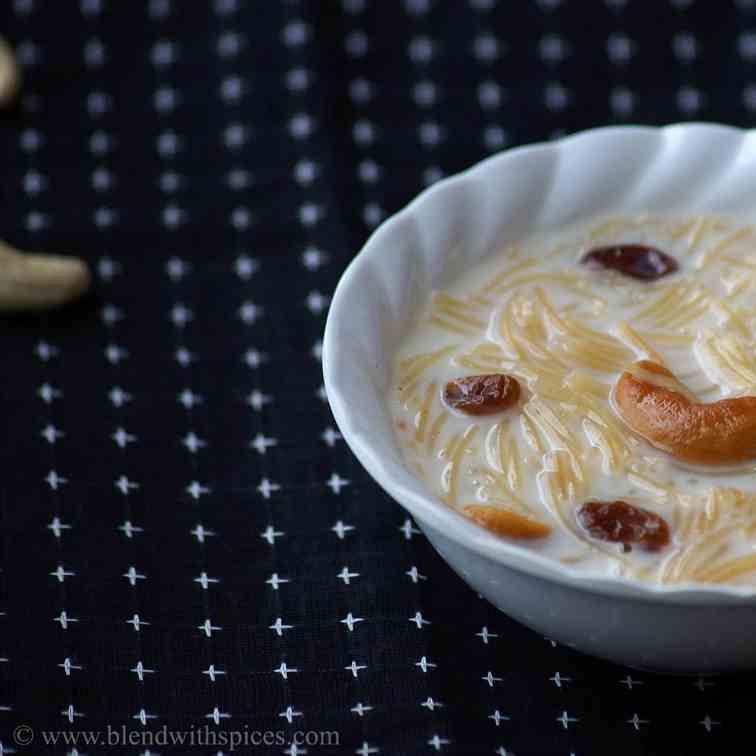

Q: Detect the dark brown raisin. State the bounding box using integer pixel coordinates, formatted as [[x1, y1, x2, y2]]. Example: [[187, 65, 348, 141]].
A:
[[581, 244, 678, 281], [443, 374, 520, 416], [576, 500, 670, 553]]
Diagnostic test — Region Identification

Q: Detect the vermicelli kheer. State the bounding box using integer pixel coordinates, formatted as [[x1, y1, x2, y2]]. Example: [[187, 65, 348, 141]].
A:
[[392, 214, 756, 586]]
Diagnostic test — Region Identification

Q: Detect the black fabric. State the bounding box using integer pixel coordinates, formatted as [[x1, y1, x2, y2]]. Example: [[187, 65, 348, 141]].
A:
[[0, 1, 753, 754]]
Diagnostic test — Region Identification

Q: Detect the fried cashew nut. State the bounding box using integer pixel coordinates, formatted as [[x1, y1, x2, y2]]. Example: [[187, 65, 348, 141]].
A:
[[0, 239, 91, 310], [464, 505, 551, 539], [0, 37, 20, 108], [613, 360, 756, 465]]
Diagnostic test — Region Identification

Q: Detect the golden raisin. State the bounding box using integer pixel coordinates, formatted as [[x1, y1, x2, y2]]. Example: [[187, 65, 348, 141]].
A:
[[443, 374, 520, 416], [576, 500, 670, 553]]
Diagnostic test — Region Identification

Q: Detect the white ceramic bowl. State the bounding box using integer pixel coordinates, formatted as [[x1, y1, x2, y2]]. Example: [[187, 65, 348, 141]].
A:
[[323, 123, 756, 674]]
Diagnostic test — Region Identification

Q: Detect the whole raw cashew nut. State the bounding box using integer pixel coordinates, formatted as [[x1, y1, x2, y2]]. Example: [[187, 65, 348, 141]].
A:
[[0, 37, 20, 107], [0, 240, 91, 310], [613, 360, 756, 465]]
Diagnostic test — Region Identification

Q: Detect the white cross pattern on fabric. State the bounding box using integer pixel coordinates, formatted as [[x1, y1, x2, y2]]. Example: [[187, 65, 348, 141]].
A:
[[35, 341, 59, 361], [556, 711, 579, 729], [41, 424, 64, 444], [250, 434, 277, 454], [279, 706, 303, 723], [23, 169, 45, 194], [266, 573, 289, 590], [61, 705, 84, 723], [45, 470, 68, 490], [489, 710, 510, 726], [108, 386, 132, 407], [405, 566, 426, 583], [415, 656, 436, 673], [170, 303, 193, 327], [345, 660, 367, 678], [104, 343, 128, 364], [112, 427, 137, 448], [186, 481, 211, 499], [619, 675, 643, 690], [274, 662, 299, 680], [206, 707, 231, 724], [269, 618, 293, 637], [257, 479, 281, 499], [482, 671, 501, 687], [326, 473, 349, 494], [340, 613, 363, 632], [305, 290, 329, 314], [101, 304, 123, 326], [351, 703, 373, 717], [337, 567, 359, 584], [93, 169, 115, 193], [355, 744, 379, 756], [131, 662, 155, 681], [115, 475, 139, 495], [124, 567, 146, 586], [699, 715, 721, 732], [428, 735, 450, 751], [233, 254, 258, 279], [182, 431, 207, 453], [178, 389, 203, 409], [294, 160, 318, 186], [198, 619, 221, 637], [331, 521, 354, 540], [239, 301, 263, 325], [550, 672, 571, 688], [298, 202, 323, 227], [226, 168, 252, 193], [194, 572, 219, 589], [409, 612, 429, 628], [694, 678, 716, 692], [48, 517, 72, 538], [476, 626, 497, 644], [321, 427, 342, 447], [38, 383, 62, 403], [160, 171, 181, 193], [627, 713, 650, 730], [191, 524, 216, 543], [247, 389, 272, 411], [53, 611, 79, 629], [243, 349, 267, 369], [203, 665, 226, 682], [260, 525, 285, 546], [301, 246, 327, 270], [50, 565, 76, 583], [119, 520, 144, 539], [399, 519, 420, 540], [59, 658, 83, 676], [133, 709, 158, 725], [97, 255, 121, 281], [127, 614, 150, 632]]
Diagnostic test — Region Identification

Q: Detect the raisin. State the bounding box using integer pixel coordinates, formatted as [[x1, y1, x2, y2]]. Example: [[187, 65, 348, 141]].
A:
[[443, 374, 520, 416], [581, 244, 678, 281], [576, 500, 670, 553]]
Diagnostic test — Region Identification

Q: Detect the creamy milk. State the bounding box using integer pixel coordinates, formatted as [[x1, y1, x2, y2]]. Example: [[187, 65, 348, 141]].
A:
[[392, 214, 756, 585]]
